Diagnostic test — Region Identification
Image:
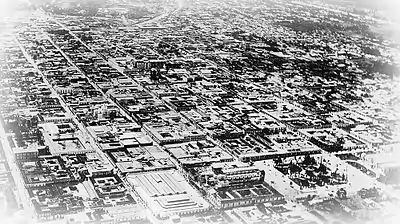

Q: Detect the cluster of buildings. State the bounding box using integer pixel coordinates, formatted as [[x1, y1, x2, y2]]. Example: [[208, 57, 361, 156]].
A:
[[0, 0, 399, 224]]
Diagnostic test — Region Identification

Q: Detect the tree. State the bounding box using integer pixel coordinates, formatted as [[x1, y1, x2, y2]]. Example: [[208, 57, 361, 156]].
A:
[[289, 161, 302, 174], [336, 188, 347, 199], [274, 157, 283, 165], [303, 154, 316, 166], [317, 163, 328, 174], [150, 68, 160, 82]]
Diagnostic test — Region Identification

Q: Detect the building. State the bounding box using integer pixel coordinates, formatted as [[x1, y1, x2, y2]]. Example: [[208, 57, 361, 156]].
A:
[[187, 162, 284, 209], [126, 170, 210, 218]]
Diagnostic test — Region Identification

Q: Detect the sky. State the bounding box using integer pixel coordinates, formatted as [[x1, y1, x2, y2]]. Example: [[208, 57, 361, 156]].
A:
[[325, 0, 400, 22]]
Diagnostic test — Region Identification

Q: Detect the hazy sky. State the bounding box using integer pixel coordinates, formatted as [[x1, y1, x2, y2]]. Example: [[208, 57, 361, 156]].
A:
[[326, 0, 400, 22]]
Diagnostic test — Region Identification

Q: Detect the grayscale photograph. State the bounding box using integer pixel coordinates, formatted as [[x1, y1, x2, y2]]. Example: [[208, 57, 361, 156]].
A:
[[0, 0, 399, 224]]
